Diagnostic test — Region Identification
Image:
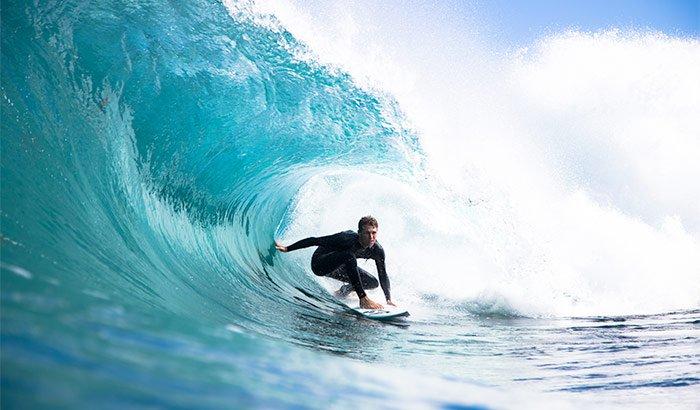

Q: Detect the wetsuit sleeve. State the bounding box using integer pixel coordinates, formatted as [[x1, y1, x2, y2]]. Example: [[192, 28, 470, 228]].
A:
[[285, 231, 353, 252], [374, 246, 391, 301], [285, 237, 318, 251]]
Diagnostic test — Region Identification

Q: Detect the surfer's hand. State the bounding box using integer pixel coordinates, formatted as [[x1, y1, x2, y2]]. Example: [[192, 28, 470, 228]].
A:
[[360, 296, 383, 310], [274, 241, 288, 252], [386, 300, 396, 307]]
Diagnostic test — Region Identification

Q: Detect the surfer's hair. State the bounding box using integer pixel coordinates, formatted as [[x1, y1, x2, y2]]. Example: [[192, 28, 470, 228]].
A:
[[358, 215, 378, 232]]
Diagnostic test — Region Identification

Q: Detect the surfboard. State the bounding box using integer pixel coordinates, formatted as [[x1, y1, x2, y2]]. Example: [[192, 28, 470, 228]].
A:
[[350, 307, 410, 320]]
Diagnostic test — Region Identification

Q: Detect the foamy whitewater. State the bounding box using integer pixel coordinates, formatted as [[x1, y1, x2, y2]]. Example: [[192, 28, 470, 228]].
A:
[[2, 0, 699, 408]]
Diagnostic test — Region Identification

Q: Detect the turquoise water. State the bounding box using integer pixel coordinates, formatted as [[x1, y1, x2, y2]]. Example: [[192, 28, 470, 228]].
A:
[[2, 1, 698, 408]]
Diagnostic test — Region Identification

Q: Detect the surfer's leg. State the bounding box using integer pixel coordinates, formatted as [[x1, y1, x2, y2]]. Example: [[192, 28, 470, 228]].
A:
[[312, 250, 350, 276], [321, 264, 354, 297], [314, 253, 377, 288], [334, 267, 377, 297], [311, 250, 365, 298], [357, 267, 379, 289]]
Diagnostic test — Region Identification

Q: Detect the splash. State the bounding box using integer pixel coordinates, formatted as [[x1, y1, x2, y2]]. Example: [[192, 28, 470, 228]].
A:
[[263, 1, 700, 317]]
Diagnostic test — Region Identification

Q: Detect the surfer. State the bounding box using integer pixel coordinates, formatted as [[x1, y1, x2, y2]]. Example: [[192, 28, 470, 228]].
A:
[[275, 215, 394, 310]]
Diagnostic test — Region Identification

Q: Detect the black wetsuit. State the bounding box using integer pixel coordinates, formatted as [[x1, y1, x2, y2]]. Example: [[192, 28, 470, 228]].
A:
[[286, 230, 390, 300]]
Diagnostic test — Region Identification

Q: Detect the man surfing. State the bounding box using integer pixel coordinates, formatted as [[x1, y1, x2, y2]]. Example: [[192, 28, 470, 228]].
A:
[[275, 215, 395, 310]]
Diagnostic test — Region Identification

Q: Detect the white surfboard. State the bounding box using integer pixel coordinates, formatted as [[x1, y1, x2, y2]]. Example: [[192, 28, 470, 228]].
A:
[[351, 307, 410, 320]]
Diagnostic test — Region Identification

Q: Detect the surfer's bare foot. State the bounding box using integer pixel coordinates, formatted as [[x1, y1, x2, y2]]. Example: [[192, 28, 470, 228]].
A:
[[334, 284, 353, 298], [360, 296, 383, 309]]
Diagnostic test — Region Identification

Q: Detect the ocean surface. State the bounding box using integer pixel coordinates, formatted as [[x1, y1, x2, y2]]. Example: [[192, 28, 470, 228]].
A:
[[2, 1, 699, 408]]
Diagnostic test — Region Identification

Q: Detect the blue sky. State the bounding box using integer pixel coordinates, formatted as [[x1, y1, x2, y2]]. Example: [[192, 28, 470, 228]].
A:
[[294, 1, 698, 55], [473, 0, 699, 45]]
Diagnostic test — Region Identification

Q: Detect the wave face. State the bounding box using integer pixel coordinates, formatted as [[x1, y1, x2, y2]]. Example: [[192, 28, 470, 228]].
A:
[[1, 0, 417, 331], [1, 1, 430, 405], [2, 0, 699, 407]]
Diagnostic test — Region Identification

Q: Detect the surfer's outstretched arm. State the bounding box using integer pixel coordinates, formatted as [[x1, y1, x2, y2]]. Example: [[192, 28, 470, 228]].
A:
[[275, 232, 354, 253]]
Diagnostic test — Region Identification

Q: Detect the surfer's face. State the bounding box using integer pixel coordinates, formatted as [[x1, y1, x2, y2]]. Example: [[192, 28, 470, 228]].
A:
[[359, 225, 378, 248]]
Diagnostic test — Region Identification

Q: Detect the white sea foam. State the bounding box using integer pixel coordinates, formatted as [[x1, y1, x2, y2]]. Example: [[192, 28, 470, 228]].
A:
[[251, 1, 700, 317]]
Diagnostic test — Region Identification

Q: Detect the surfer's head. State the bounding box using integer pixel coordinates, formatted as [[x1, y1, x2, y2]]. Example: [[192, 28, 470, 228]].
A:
[[358, 215, 378, 248]]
